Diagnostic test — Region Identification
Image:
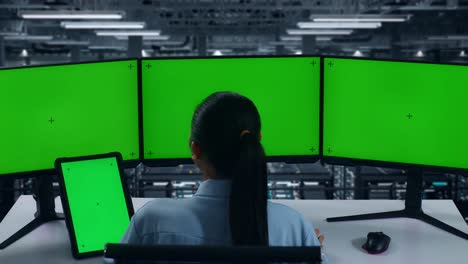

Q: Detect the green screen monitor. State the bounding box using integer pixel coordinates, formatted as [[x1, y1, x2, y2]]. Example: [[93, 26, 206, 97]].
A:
[[142, 57, 321, 165], [56, 153, 134, 258], [0, 60, 140, 178], [323, 57, 468, 171]]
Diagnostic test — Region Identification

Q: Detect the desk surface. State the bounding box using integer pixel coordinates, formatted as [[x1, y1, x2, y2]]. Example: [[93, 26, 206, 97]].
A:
[[1, 196, 467, 263]]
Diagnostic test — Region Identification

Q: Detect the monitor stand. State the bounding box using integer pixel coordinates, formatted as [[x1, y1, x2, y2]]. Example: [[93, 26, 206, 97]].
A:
[[0, 176, 64, 249], [326, 168, 468, 240]]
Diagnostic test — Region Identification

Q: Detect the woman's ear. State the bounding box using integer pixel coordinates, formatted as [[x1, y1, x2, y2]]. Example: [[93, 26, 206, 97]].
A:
[[190, 141, 202, 161], [259, 132, 262, 141]]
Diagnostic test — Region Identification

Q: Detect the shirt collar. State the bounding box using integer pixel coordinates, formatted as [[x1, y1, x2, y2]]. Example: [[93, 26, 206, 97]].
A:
[[195, 179, 231, 198]]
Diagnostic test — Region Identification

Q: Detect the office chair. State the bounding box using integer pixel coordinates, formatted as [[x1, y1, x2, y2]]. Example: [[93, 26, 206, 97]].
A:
[[105, 243, 322, 263]]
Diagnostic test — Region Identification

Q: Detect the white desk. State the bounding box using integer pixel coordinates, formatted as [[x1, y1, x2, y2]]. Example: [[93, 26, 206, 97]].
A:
[[0, 196, 467, 263]]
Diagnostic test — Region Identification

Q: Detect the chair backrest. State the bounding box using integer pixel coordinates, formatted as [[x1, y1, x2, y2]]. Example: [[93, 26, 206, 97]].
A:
[[105, 243, 322, 263]]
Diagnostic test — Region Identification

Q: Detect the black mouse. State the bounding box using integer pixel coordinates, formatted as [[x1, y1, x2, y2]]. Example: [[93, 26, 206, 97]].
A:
[[362, 232, 391, 254]]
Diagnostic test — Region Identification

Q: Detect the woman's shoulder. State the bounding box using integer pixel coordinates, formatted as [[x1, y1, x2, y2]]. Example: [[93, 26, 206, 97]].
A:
[[134, 198, 192, 222], [266, 201, 317, 246], [266, 201, 314, 230], [267, 201, 304, 219]]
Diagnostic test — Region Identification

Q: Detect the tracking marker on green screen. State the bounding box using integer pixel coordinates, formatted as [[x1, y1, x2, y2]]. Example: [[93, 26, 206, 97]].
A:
[[142, 57, 321, 163], [0, 60, 140, 176], [0, 60, 140, 251], [323, 57, 468, 170], [323, 57, 468, 241], [57, 154, 133, 258]]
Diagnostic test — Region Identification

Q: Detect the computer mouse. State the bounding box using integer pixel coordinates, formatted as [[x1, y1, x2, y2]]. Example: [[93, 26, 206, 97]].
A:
[[362, 232, 391, 254]]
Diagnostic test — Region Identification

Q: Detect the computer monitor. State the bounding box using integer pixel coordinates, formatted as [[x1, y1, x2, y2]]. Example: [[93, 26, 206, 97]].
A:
[[142, 56, 320, 165], [323, 57, 468, 241], [0, 59, 140, 178], [323, 57, 468, 171]]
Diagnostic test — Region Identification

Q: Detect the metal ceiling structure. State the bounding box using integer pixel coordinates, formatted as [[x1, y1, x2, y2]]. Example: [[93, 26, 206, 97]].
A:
[[0, 0, 468, 66]]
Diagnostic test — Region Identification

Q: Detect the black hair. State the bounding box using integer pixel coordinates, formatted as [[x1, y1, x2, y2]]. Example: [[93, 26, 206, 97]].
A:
[[190, 91, 268, 246]]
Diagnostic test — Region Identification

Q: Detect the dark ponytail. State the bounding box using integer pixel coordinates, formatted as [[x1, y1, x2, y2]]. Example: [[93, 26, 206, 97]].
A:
[[231, 132, 268, 245], [191, 92, 269, 246]]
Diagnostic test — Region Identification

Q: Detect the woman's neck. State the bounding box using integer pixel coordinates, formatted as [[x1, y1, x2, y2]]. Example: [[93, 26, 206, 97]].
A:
[[201, 165, 218, 181]]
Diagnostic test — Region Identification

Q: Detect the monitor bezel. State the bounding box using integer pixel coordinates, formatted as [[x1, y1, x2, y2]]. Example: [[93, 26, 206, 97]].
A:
[[0, 58, 141, 180], [321, 55, 468, 173], [140, 55, 321, 167]]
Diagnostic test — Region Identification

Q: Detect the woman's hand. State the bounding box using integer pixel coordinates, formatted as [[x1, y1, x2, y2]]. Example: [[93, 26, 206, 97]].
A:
[[315, 228, 324, 247]]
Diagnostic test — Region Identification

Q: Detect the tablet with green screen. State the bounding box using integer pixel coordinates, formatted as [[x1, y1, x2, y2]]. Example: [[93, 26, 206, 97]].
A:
[[56, 152, 134, 259], [142, 57, 320, 164]]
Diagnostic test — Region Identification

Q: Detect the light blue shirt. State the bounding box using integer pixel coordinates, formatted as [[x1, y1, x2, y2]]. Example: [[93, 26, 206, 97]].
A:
[[120, 179, 327, 263]]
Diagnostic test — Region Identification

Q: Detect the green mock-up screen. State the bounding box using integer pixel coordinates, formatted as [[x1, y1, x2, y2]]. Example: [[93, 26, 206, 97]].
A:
[[142, 57, 320, 160], [0, 60, 139, 176], [323, 58, 468, 169], [60, 157, 130, 254]]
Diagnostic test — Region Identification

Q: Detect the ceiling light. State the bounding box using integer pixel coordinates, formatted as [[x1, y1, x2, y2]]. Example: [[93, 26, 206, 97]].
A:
[[20, 49, 29, 57], [88, 46, 126, 51], [208, 49, 232, 52], [258, 47, 274, 53], [415, 50, 425, 57], [427, 35, 468, 41], [142, 35, 169, 40], [115, 35, 169, 41], [427, 36, 449, 41], [280, 36, 332, 42], [208, 49, 231, 55], [310, 14, 410, 23], [353, 50, 363, 57], [61, 21, 145, 29], [1, 4, 50, 9], [269, 41, 300, 46], [141, 49, 151, 57], [316, 37, 332, 41], [160, 46, 191, 52], [446, 35, 468, 40], [280, 36, 301, 41], [287, 29, 353, 35], [45, 40, 90, 46], [95, 30, 161, 36], [297, 22, 381, 29], [4, 35, 53, 41], [19, 11, 124, 20], [380, 5, 460, 11], [143, 41, 184, 46], [0, 32, 22, 36]]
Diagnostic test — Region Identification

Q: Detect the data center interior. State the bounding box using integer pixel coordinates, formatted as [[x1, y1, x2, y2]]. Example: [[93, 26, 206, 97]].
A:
[[1, 1, 468, 263]]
